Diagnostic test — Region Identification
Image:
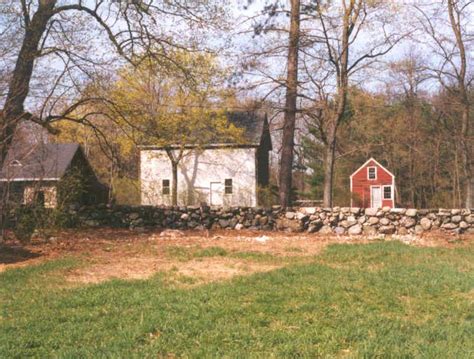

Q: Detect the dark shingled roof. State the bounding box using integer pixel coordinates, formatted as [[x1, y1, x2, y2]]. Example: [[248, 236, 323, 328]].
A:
[[0, 143, 80, 181], [225, 110, 267, 146]]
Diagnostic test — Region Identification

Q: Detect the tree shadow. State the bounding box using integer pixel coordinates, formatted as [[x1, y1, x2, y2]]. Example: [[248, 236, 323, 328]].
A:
[[0, 244, 41, 265]]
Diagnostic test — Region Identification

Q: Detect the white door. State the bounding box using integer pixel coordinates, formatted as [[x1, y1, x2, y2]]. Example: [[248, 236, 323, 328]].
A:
[[371, 186, 382, 208], [210, 182, 224, 206]]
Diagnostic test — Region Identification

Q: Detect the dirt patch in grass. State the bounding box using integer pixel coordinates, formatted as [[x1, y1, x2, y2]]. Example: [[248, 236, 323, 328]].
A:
[[1, 228, 472, 284]]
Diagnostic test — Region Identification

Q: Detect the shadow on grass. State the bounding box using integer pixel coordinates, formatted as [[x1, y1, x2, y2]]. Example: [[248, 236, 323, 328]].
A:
[[0, 244, 41, 264]]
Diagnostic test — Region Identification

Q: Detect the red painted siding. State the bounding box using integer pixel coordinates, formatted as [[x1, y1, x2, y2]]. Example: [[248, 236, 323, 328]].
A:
[[351, 159, 394, 208]]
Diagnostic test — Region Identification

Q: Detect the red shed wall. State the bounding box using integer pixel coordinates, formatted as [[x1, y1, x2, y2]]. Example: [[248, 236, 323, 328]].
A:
[[351, 160, 394, 208]]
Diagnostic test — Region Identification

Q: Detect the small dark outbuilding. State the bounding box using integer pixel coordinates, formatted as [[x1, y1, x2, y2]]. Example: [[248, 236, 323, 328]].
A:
[[0, 143, 107, 208]]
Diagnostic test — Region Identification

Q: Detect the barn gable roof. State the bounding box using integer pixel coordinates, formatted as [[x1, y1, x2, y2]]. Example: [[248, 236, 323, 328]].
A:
[[0, 143, 80, 181], [350, 157, 395, 179]]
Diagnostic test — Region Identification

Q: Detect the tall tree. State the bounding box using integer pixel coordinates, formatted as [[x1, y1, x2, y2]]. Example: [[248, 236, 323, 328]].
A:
[[279, 0, 301, 207], [415, 0, 473, 207]]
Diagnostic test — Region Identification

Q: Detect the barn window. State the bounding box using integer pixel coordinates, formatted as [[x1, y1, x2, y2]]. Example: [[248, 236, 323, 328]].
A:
[[367, 167, 377, 180], [225, 179, 233, 194], [162, 179, 170, 195], [383, 186, 392, 200]]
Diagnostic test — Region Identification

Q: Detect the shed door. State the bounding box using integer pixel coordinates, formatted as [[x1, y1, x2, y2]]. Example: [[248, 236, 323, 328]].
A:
[[371, 186, 382, 208], [210, 182, 224, 206]]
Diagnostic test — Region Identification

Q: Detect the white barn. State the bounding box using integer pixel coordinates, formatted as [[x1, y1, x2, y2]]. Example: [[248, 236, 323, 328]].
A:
[[140, 111, 272, 207]]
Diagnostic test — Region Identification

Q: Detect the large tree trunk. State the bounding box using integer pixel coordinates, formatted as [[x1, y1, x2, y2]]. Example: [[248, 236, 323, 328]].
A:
[[461, 106, 473, 208], [171, 161, 178, 206], [279, 0, 300, 208], [322, 123, 336, 207], [1, 0, 56, 163]]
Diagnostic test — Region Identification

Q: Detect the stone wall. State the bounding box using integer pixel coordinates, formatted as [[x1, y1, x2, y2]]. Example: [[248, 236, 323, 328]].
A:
[[71, 205, 474, 235]]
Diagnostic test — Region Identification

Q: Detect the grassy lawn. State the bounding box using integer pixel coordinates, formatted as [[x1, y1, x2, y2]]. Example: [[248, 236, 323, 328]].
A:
[[0, 241, 473, 357]]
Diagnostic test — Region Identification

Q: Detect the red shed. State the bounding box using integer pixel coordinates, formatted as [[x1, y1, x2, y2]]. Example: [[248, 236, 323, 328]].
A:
[[350, 158, 395, 208]]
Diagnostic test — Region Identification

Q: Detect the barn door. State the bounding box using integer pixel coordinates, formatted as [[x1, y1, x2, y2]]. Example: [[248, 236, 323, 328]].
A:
[[371, 186, 382, 208], [210, 182, 224, 206]]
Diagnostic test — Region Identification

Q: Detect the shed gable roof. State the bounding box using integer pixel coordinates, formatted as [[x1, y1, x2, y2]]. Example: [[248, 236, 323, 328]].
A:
[[0, 143, 80, 181], [350, 157, 395, 179]]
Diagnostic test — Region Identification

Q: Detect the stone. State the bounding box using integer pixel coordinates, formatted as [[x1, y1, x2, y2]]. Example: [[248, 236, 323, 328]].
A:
[[350, 207, 361, 214], [441, 223, 458, 230], [348, 224, 363, 235], [461, 208, 471, 216], [334, 227, 346, 235], [401, 217, 416, 228], [382, 206, 391, 212], [379, 218, 390, 226], [365, 208, 378, 216], [276, 218, 302, 232], [405, 209, 418, 217], [358, 216, 367, 224], [451, 215, 462, 223], [397, 227, 409, 235], [363, 225, 377, 235], [459, 221, 469, 229], [235, 223, 244, 230], [368, 217, 379, 225], [219, 219, 230, 228], [420, 218, 432, 230], [304, 207, 317, 215], [414, 225, 424, 235], [285, 212, 296, 220], [296, 212, 308, 221], [451, 209, 461, 215], [379, 225, 396, 234], [319, 225, 333, 234], [129, 212, 140, 220], [466, 215, 474, 224], [390, 208, 406, 214], [180, 213, 189, 221]]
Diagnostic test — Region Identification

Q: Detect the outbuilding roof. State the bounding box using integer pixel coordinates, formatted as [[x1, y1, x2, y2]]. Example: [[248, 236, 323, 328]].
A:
[[0, 143, 80, 181]]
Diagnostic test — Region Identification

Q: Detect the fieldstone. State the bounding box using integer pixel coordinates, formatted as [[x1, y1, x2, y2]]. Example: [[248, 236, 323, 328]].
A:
[[319, 225, 333, 234], [382, 206, 391, 212], [358, 216, 367, 224], [379, 225, 396, 234], [180, 213, 189, 221], [459, 221, 469, 229], [129, 212, 140, 220], [420, 218, 432, 230], [334, 227, 346, 235], [401, 217, 416, 228], [363, 225, 377, 235], [427, 213, 437, 220], [390, 208, 406, 214], [466, 215, 474, 224], [397, 227, 409, 235], [350, 207, 361, 214], [368, 217, 379, 225], [405, 209, 418, 217], [84, 219, 100, 227], [414, 225, 424, 235], [285, 212, 296, 220], [441, 223, 458, 230], [451, 215, 462, 223], [379, 218, 390, 226], [296, 212, 308, 221], [235, 223, 244, 230], [438, 209, 450, 216], [451, 209, 461, 215], [365, 208, 378, 216], [461, 208, 471, 216], [348, 224, 363, 235], [304, 207, 317, 215]]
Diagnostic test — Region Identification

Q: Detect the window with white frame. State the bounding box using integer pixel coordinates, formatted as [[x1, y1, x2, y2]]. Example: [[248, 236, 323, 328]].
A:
[[367, 167, 377, 180], [383, 185, 392, 200]]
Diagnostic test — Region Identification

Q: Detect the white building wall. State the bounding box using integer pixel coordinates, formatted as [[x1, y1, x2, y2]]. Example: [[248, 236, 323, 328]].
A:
[[140, 147, 257, 207]]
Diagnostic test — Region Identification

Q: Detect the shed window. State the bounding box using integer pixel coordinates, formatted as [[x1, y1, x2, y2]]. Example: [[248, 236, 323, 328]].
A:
[[383, 186, 392, 200], [367, 167, 377, 180], [225, 179, 233, 194], [162, 179, 170, 195]]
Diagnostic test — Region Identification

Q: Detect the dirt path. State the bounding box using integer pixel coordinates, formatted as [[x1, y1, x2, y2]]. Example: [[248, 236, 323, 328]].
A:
[[1, 228, 472, 285]]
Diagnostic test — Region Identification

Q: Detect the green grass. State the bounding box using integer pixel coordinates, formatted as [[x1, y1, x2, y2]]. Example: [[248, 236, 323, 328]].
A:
[[1, 242, 473, 358]]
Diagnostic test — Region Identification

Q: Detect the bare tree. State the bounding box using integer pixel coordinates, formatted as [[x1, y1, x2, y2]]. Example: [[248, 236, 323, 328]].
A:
[[279, 0, 301, 207], [415, 0, 473, 207]]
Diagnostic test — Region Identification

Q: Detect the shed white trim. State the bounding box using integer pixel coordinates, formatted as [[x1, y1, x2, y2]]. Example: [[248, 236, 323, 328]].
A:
[[350, 157, 395, 179]]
